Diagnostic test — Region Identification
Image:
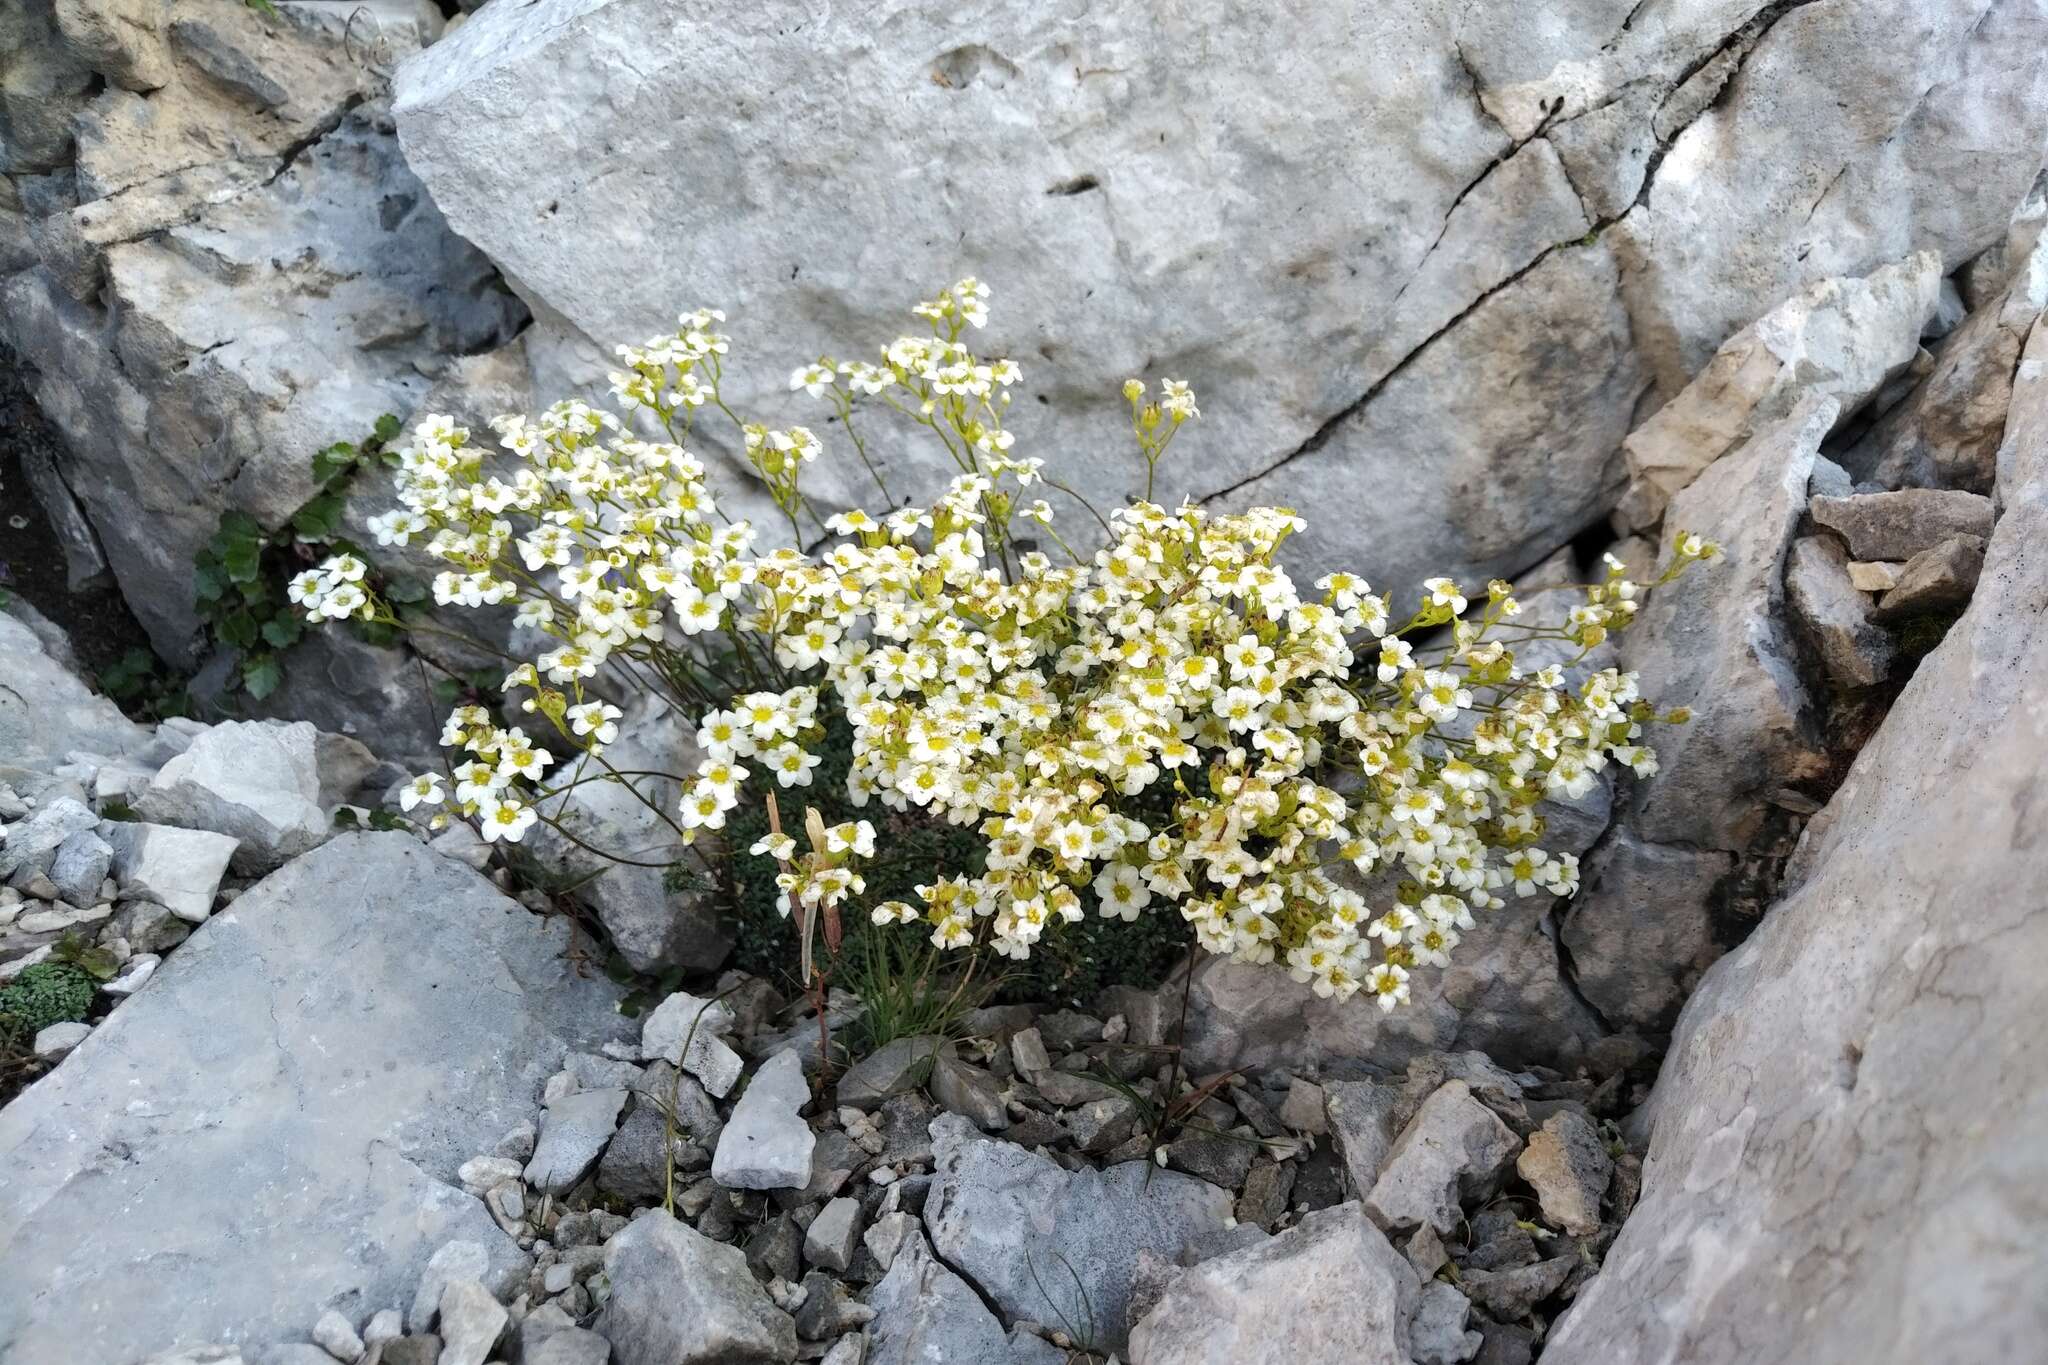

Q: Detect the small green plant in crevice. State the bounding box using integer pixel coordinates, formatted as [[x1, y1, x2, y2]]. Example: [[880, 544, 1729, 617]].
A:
[[192, 412, 410, 701], [840, 930, 1000, 1057], [98, 645, 190, 721], [0, 961, 97, 1055]]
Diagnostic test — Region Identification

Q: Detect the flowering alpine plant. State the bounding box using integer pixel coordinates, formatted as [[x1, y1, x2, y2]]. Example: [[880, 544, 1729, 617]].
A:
[[296, 279, 1718, 1012]]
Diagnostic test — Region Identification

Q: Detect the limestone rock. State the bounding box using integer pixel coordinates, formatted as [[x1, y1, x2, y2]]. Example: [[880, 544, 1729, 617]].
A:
[[1127, 1202, 1419, 1365], [1615, 253, 1940, 532], [31, 1019, 89, 1060], [0, 796, 96, 883], [926, 1113, 1231, 1350], [1545, 285, 2048, 1365], [596, 1210, 797, 1365], [525, 1085, 628, 1195], [436, 1279, 508, 1365], [834, 1035, 942, 1110], [802, 1196, 863, 1274], [44, 827, 109, 907], [710, 1049, 815, 1191], [1515, 1110, 1612, 1237], [132, 721, 331, 873], [0, 610, 149, 792], [530, 696, 732, 974], [1809, 489, 1995, 562], [1324, 1079, 1402, 1199], [1785, 535, 1894, 688], [1851, 189, 2048, 492], [638, 988, 743, 1097], [0, 835, 627, 1364], [1410, 1280, 1483, 1365], [4, 0, 523, 667], [1364, 1081, 1521, 1235], [100, 820, 238, 922], [865, 1230, 1065, 1365], [1873, 533, 1987, 622]]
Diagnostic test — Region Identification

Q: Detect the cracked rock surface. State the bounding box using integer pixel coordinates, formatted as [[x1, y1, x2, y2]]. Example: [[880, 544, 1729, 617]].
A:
[[392, 0, 2046, 604], [1547, 290, 2048, 1365], [0, 833, 629, 1365]]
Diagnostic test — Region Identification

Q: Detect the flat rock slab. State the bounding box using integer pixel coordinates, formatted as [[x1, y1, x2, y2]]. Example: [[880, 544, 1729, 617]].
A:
[[0, 833, 628, 1365]]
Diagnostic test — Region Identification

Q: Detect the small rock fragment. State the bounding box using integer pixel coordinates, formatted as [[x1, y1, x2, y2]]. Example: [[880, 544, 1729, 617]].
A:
[[1515, 1110, 1613, 1236], [1411, 1279, 1483, 1365], [32, 1021, 89, 1061], [1874, 533, 1987, 622], [436, 1278, 509, 1365], [712, 1049, 816, 1190], [311, 1309, 365, 1362], [1365, 1081, 1522, 1234], [804, 1196, 864, 1273], [1809, 488, 1994, 561]]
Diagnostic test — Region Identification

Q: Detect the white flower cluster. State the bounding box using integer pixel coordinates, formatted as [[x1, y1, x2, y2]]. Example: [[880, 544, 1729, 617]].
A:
[[301, 281, 1716, 1012]]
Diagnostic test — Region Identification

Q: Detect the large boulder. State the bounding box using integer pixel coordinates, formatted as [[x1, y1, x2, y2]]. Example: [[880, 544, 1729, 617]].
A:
[[0, 833, 629, 1365], [2, 0, 525, 665], [1542, 315, 2048, 1363], [393, 0, 2046, 594]]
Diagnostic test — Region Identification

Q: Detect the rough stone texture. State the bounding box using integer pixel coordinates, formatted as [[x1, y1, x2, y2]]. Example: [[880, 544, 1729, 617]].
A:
[[1784, 535, 1895, 688], [44, 827, 109, 906], [1561, 396, 1834, 1032], [1325, 1079, 1402, 1199], [802, 1196, 863, 1274], [1365, 1081, 1523, 1235], [0, 610, 148, 789], [1545, 308, 2048, 1365], [525, 1085, 628, 1195], [926, 1113, 1232, 1351], [1410, 1280, 1483, 1365], [865, 1230, 1065, 1365], [0, 796, 96, 882], [1127, 1203, 1419, 1365], [1809, 488, 1996, 561], [1873, 533, 1987, 621], [835, 1035, 942, 1110], [595, 1210, 797, 1365], [710, 1048, 815, 1191], [100, 820, 238, 922], [1615, 253, 1940, 531], [392, 0, 2047, 598], [639, 988, 743, 1097], [2, 0, 524, 667], [1516, 1110, 1613, 1237], [436, 1279, 508, 1365], [0, 835, 627, 1365], [1850, 181, 2048, 492], [132, 720, 331, 873], [531, 697, 732, 974]]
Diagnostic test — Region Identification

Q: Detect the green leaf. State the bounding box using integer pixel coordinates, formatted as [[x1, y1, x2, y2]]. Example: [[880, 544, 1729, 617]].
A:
[[372, 413, 401, 444], [259, 616, 302, 650], [219, 609, 260, 650], [192, 562, 229, 604], [431, 677, 462, 706], [218, 510, 263, 549], [384, 577, 429, 605], [241, 655, 284, 699], [222, 539, 263, 584], [292, 493, 344, 542]]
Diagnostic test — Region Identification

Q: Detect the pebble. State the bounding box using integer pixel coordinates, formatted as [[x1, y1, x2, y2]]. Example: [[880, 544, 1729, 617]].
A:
[[310, 1309, 364, 1362]]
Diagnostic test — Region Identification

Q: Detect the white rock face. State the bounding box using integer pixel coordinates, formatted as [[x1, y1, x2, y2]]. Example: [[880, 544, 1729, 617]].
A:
[[1544, 315, 2048, 1364], [710, 1049, 815, 1191], [100, 821, 239, 922], [393, 0, 2047, 600], [2, 0, 525, 664], [133, 721, 331, 873], [1614, 252, 1942, 531], [0, 834, 630, 1365]]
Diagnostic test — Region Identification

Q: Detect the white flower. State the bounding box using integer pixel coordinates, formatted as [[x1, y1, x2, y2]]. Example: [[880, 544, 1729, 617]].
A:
[[398, 772, 445, 811], [567, 701, 623, 746], [476, 795, 537, 843]]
